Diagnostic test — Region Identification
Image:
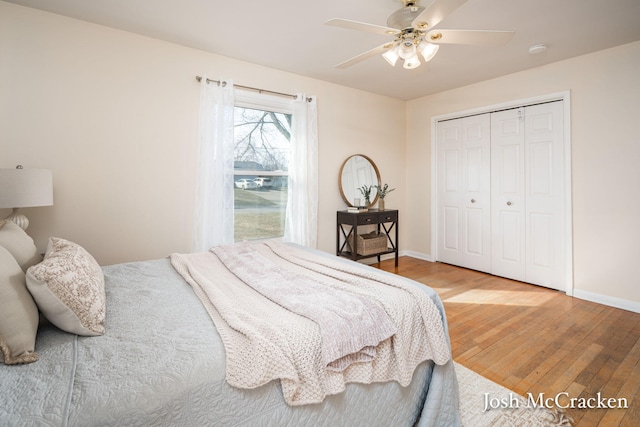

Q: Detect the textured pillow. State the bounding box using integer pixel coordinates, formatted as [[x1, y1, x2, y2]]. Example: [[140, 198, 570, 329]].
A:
[[0, 245, 39, 365], [26, 237, 105, 336], [0, 220, 42, 271]]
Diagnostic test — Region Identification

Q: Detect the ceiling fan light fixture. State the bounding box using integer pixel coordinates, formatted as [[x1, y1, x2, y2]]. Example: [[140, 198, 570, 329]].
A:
[[328, 0, 514, 71], [382, 46, 400, 66], [398, 40, 417, 60], [403, 54, 421, 69], [418, 41, 439, 62]]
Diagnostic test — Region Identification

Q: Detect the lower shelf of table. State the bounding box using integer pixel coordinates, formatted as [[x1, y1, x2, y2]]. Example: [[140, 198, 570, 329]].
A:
[[337, 248, 398, 262]]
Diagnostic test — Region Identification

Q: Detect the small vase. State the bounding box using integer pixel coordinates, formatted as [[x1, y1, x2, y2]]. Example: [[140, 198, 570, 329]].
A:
[[378, 198, 385, 210]]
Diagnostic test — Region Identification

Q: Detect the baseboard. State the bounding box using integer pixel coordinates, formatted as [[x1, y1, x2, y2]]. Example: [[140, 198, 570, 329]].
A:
[[395, 252, 640, 314], [573, 289, 640, 314], [359, 251, 434, 264], [399, 250, 434, 262]]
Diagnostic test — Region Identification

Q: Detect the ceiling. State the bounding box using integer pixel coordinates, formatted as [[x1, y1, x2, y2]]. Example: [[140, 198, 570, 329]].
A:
[[6, 0, 640, 100]]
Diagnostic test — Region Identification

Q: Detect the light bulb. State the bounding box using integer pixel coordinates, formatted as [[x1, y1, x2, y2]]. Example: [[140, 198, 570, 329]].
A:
[[418, 42, 439, 62]]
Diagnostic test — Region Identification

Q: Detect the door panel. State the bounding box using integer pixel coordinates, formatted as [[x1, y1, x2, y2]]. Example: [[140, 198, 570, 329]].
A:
[[497, 145, 522, 194], [530, 212, 553, 267], [491, 108, 526, 281], [443, 206, 459, 252], [465, 147, 482, 192], [466, 207, 484, 255], [444, 149, 460, 192], [525, 102, 564, 289], [437, 114, 491, 272], [496, 210, 525, 280], [462, 117, 491, 272], [438, 125, 462, 266], [529, 142, 552, 195]]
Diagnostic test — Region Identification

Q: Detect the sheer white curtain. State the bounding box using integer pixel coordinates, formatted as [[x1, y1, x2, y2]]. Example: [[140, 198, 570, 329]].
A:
[[284, 95, 318, 248], [192, 77, 235, 251]]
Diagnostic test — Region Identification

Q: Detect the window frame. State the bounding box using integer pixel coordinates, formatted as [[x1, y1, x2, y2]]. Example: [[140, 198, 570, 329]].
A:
[[232, 90, 294, 242], [233, 90, 293, 178]]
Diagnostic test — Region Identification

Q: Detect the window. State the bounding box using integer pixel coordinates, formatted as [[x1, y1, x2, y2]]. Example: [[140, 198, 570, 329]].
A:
[[233, 92, 293, 241]]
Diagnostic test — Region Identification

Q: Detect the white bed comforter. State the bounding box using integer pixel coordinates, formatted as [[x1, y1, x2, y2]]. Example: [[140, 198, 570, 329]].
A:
[[170, 240, 451, 406]]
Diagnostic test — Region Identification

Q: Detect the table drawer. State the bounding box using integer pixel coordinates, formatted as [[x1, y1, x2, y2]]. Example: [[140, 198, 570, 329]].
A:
[[355, 211, 398, 225], [379, 211, 398, 223], [356, 214, 378, 225]]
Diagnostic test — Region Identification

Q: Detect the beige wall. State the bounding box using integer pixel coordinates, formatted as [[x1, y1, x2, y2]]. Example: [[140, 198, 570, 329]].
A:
[[406, 40, 640, 309], [0, 2, 406, 265], [2, 2, 638, 311]]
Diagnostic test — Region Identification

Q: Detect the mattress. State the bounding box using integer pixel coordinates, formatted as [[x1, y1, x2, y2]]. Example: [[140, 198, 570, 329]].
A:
[[0, 249, 460, 426]]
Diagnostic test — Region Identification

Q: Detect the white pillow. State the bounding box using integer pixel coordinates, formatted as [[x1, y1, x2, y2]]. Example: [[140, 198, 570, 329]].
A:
[[0, 245, 39, 365], [0, 220, 42, 271], [26, 237, 105, 336]]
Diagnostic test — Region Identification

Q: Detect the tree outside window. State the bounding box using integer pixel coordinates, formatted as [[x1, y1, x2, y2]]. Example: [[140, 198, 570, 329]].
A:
[[233, 105, 292, 241]]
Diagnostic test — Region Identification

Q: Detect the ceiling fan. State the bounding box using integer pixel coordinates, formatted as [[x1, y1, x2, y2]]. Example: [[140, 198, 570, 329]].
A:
[[325, 0, 514, 69]]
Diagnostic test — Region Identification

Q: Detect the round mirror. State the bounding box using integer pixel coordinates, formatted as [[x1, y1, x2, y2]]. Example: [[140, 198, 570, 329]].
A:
[[339, 154, 381, 207]]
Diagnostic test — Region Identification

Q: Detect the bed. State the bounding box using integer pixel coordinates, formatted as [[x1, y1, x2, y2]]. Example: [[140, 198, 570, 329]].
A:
[[0, 224, 460, 426]]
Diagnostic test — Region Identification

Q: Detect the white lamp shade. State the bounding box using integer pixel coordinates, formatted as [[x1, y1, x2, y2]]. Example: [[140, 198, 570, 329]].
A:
[[403, 54, 421, 69], [418, 42, 440, 62], [0, 168, 53, 209], [382, 47, 399, 66]]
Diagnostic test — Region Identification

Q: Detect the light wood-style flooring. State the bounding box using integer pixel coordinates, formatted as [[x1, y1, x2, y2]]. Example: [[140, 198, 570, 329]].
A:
[[377, 256, 640, 427]]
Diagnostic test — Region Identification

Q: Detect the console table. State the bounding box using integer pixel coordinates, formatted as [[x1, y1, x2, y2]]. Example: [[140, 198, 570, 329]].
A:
[[336, 209, 398, 267]]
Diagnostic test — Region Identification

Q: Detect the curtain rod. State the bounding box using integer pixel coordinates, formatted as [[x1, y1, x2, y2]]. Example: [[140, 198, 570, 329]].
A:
[[195, 76, 310, 101]]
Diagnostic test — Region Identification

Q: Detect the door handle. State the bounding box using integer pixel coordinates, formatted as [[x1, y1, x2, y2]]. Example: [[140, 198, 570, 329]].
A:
[[507, 201, 512, 206]]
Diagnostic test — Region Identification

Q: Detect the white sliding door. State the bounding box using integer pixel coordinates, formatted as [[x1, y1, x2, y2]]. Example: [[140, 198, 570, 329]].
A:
[[436, 114, 491, 273]]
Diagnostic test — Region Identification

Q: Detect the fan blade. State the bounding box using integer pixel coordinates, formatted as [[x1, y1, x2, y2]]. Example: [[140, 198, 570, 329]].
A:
[[334, 42, 394, 69], [325, 18, 400, 36], [426, 29, 515, 45], [411, 0, 469, 31]]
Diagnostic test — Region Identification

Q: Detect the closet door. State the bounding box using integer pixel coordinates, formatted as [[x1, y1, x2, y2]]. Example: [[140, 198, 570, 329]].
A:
[[491, 108, 526, 282], [437, 114, 491, 272], [491, 102, 564, 289], [524, 101, 564, 289]]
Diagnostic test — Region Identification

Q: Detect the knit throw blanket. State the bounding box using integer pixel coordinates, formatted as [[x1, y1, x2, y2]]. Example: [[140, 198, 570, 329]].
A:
[[170, 241, 451, 405], [210, 243, 397, 371]]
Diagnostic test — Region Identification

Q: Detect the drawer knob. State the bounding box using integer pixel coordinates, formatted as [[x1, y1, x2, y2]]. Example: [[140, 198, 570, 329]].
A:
[[366, 218, 372, 222]]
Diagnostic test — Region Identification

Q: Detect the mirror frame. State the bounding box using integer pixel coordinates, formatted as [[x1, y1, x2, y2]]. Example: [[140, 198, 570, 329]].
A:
[[338, 154, 381, 208]]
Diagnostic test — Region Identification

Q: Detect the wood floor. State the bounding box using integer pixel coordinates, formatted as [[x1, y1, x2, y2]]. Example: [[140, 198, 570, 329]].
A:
[[376, 256, 640, 427]]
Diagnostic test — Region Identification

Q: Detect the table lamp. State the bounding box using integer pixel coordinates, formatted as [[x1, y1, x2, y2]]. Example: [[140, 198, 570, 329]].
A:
[[0, 165, 53, 230]]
